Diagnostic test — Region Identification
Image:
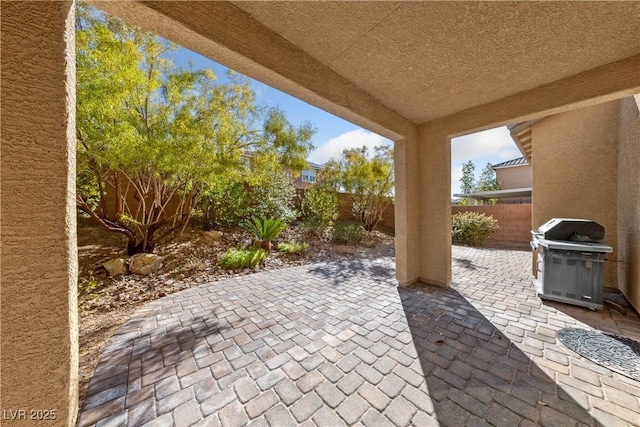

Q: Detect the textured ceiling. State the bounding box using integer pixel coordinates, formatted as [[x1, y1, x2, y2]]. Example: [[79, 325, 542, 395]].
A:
[[233, 1, 640, 124]]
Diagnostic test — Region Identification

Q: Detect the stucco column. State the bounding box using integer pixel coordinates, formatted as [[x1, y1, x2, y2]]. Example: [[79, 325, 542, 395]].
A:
[[394, 133, 421, 285], [394, 125, 452, 287], [617, 95, 640, 313], [416, 123, 452, 287], [1, 2, 78, 425]]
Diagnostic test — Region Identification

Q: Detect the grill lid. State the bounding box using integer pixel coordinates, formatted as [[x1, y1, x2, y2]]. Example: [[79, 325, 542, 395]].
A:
[[535, 218, 605, 242]]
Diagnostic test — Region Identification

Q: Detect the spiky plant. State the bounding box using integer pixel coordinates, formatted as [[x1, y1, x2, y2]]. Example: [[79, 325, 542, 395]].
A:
[[242, 217, 287, 252]]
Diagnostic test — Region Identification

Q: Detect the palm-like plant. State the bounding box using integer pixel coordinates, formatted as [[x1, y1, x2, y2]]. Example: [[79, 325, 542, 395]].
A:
[[242, 217, 287, 252]]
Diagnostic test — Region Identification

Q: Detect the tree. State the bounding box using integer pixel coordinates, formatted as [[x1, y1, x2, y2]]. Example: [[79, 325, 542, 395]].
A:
[[75, 5, 314, 254], [474, 162, 500, 205], [460, 160, 476, 194], [476, 163, 500, 192], [323, 145, 394, 232]]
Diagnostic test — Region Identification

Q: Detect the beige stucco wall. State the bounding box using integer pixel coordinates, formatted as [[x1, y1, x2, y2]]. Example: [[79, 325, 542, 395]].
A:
[[416, 124, 452, 287], [617, 95, 640, 313], [1, 2, 78, 425], [532, 101, 619, 287], [496, 164, 532, 189], [394, 135, 421, 284]]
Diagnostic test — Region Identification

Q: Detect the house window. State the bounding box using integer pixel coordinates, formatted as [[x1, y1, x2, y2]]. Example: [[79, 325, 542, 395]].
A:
[[301, 169, 316, 183]]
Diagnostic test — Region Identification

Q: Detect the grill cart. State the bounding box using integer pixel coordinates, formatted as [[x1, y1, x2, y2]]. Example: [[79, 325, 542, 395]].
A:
[[531, 218, 612, 310]]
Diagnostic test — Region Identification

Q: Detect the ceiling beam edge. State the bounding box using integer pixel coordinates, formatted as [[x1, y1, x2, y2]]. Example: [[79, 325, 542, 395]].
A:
[[89, 0, 415, 140], [423, 54, 640, 138]]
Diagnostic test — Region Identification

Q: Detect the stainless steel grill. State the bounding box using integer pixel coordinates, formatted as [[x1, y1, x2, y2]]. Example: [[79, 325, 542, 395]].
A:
[[531, 218, 612, 310]]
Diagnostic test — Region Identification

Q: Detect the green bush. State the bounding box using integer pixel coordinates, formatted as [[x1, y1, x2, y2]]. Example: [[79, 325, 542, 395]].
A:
[[78, 271, 100, 299], [299, 217, 327, 238], [246, 170, 298, 223], [332, 222, 364, 245], [278, 240, 309, 254], [301, 185, 338, 225], [198, 179, 250, 228], [451, 211, 498, 246], [219, 247, 267, 269], [198, 171, 299, 228]]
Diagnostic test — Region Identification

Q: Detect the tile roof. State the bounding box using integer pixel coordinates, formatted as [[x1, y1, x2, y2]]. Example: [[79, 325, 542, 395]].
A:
[[492, 157, 528, 168]]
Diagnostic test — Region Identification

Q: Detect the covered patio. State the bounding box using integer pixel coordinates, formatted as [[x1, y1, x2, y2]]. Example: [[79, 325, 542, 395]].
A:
[[78, 247, 640, 426], [2, 2, 640, 423]]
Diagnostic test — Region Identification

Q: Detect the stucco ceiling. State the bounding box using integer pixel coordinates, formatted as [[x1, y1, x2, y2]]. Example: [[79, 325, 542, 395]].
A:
[[232, 1, 640, 124], [91, 1, 640, 137]]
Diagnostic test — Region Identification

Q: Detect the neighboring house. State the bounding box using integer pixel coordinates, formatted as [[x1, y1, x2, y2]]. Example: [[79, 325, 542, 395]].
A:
[[493, 157, 531, 189], [293, 162, 324, 190], [453, 156, 532, 204], [491, 156, 532, 203]]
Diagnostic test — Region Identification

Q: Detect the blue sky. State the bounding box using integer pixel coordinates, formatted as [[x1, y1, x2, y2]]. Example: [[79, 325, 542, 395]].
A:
[[170, 47, 522, 196]]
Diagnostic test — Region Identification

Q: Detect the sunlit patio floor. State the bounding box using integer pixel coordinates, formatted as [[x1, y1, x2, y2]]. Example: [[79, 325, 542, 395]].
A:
[[78, 246, 640, 427]]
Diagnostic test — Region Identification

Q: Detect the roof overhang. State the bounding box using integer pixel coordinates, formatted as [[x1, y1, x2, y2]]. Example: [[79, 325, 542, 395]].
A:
[[508, 122, 537, 163], [454, 187, 532, 200], [90, 1, 640, 140]]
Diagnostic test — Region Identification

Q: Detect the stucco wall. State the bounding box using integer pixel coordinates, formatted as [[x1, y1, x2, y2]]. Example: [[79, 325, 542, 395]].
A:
[[393, 135, 421, 284], [532, 101, 619, 287], [496, 164, 531, 189], [416, 125, 452, 287], [1, 2, 78, 425], [452, 204, 532, 243], [617, 95, 640, 313]]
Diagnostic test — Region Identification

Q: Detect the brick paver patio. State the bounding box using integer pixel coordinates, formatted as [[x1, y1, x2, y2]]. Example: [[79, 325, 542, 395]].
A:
[[79, 247, 640, 426]]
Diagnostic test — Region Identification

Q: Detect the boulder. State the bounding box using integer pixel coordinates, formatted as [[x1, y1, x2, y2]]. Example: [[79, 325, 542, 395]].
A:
[[103, 258, 128, 276], [204, 230, 223, 242], [129, 253, 163, 276]]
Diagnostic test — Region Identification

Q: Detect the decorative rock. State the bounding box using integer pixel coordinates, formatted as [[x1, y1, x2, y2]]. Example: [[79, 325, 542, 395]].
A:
[[103, 258, 128, 276], [129, 253, 163, 276], [204, 230, 223, 241]]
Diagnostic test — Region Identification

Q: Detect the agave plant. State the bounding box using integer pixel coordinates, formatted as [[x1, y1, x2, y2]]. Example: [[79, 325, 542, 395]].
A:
[[242, 217, 287, 252]]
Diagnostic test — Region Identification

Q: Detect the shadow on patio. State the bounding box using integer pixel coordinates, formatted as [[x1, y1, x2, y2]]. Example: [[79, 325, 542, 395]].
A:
[[399, 284, 597, 426], [78, 247, 640, 426]]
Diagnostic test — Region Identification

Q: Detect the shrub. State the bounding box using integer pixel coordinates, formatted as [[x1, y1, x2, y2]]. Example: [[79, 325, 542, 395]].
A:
[[299, 217, 328, 239], [451, 212, 498, 246], [78, 271, 100, 299], [301, 185, 338, 226], [242, 217, 287, 252], [198, 179, 250, 228], [219, 247, 267, 269], [198, 171, 299, 228], [247, 170, 298, 223], [332, 222, 364, 245], [278, 241, 309, 254]]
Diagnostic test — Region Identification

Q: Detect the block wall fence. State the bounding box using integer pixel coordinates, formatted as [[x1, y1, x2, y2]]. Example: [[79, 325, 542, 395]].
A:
[[451, 204, 532, 243], [105, 186, 529, 243]]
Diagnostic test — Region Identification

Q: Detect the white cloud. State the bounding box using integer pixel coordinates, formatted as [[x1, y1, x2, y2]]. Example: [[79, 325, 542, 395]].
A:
[[451, 126, 517, 163], [451, 164, 464, 196], [450, 126, 523, 197], [310, 129, 391, 164]]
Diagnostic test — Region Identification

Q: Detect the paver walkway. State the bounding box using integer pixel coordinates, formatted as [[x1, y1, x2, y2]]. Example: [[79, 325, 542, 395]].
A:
[[79, 247, 640, 427]]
